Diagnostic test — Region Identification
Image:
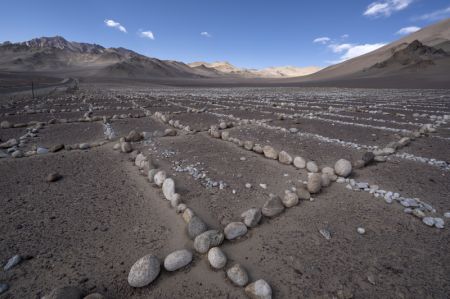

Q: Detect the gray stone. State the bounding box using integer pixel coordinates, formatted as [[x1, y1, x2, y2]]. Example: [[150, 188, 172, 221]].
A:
[[319, 228, 331, 240], [306, 161, 319, 173], [334, 159, 352, 177], [293, 156, 306, 169], [245, 279, 272, 299], [162, 178, 176, 200], [36, 147, 49, 154], [263, 146, 278, 160], [42, 286, 83, 299], [296, 187, 311, 200], [3, 255, 21, 270], [422, 217, 435, 227], [0, 283, 8, 295], [182, 208, 195, 223], [244, 140, 254, 150], [224, 222, 248, 240], [307, 173, 322, 193], [278, 151, 292, 165], [434, 218, 444, 229], [0, 138, 18, 149], [282, 191, 299, 208], [362, 152, 375, 165], [126, 130, 143, 142], [148, 169, 158, 183], [262, 194, 285, 217], [164, 128, 177, 136], [11, 150, 23, 158], [128, 254, 161, 287], [120, 142, 132, 153], [50, 144, 64, 153], [227, 264, 249, 287], [0, 121, 12, 129], [194, 230, 225, 253], [187, 216, 208, 239], [241, 208, 262, 228], [208, 247, 227, 269], [79, 143, 90, 150], [164, 249, 193, 271], [46, 172, 62, 182], [321, 174, 331, 187], [154, 171, 167, 187]]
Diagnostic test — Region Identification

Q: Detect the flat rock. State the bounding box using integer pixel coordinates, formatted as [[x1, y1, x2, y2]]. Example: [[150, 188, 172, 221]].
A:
[[128, 254, 161, 287], [164, 249, 193, 271], [162, 178, 176, 200]]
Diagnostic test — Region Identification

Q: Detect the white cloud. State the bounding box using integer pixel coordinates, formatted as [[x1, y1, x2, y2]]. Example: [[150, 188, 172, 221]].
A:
[[104, 19, 127, 33], [313, 37, 330, 44], [328, 43, 386, 62], [396, 26, 421, 35], [364, 0, 413, 17], [139, 30, 155, 40], [200, 32, 212, 38], [415, 6, 450, 21]]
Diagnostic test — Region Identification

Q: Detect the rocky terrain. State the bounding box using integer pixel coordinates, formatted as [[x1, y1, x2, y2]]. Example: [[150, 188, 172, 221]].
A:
[[0, 82, 449, 298]]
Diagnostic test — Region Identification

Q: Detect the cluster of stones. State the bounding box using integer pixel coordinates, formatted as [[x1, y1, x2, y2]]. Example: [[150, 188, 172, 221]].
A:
[[119, 133, 273, 298], [153, 111, 193, 134], [173, 162, 228, 190]]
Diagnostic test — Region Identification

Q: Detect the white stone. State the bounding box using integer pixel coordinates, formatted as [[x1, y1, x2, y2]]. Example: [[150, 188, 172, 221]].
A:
[[208, 247, 227, 269]]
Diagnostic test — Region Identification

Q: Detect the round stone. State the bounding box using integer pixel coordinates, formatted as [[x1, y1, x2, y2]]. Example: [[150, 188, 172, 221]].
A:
[[245, 279, 272, 299], [307, 173, 322, 193], [227, 264, 249, 287], [334, 159, 352, 177], [278, 151, 292, 165], [120, 142, 132, 153], [187, 216, 208, 239], [154, 171, 167, 187], [293, 156, 306, 169], [194, 230, 225, 253], [164, 249, 193, 271], [241, 208, 262, 228], [162, 178, 176, 200], [262, 194, 285, 217], [224, 222, 248, 240], [357, 227, 366, 234], [306, 161, 319, 173], [208, 247, 227, 269], [282, 191, 299, 208], [296, 187, 311, 200], [262, 146, 278, 160], [128, 254, 161, 287]]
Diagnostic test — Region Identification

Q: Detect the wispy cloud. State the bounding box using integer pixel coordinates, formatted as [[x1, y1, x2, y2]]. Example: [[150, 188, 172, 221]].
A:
[[396, 26, 420, 35], [341, 34, 349, 39], [363, 0, 413, 17], [328, 42, 386, 62], [139, 30, 155, 40], [200, 31, 212, 38], [313, 37, 330, 44], [414, 6, 450, 21], [104, 19, 127, 33]]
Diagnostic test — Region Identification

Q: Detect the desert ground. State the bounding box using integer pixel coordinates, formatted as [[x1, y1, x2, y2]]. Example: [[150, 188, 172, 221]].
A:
[[0, 82, 449, 299]]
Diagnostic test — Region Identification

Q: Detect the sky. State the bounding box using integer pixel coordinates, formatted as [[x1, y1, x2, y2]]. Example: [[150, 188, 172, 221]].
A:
[[0, 0, 449, 69]]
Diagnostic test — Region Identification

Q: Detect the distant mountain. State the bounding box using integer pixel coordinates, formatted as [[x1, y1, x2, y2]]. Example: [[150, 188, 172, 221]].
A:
[[188, 61, 321, 78]]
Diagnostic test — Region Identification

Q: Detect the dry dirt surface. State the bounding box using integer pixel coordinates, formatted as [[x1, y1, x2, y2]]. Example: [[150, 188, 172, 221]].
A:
[[0, 84, 449, 299]]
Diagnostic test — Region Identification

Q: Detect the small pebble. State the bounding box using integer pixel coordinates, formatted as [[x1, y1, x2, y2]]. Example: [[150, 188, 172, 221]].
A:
[[357, 227, 365, 235]]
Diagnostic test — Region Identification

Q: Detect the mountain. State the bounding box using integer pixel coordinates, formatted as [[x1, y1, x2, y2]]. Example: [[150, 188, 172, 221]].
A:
[[188, 61, 321, 78], [298, 18, 450, 83]]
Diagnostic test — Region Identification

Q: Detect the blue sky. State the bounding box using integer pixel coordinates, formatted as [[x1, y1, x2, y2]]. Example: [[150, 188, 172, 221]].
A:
[[1, 0, 449, 68]]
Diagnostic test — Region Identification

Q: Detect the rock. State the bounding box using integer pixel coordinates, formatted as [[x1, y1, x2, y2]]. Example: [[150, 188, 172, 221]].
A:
[[182, 208, 195, 223], [374, 155, 387, 162], [307, 173, 322, 193], [154, 171, 167, 187], [321, 166, 336, 179], [253, 144, 263, 154], [11, 150, 23, 158], [321, 173, 331, 187], [353, 159, 365, 169], [208, 247, 227, 269], [362, 152, 375, 165], [221, 131, 230, 140], [50, 144, 64, 153], [164, 128, 177, 136], [334, 159, 352, 177], [126, 130, 143, 142], [187, 216, 208, 239], [148, 169, 158, 183], [46, 172, 62, 182], [263, 146, 278, 160], [164, 249, 193, 271], [36, 147, 49, 154], [293, 156, 306, 169], [83, 293, 105, 299], [422, 217, 435, 227], [169, 193, 181, 208], [412, 209, 425, 219], [296, 186, 311, 200], [224, 222, 248, 240], [278, 151, 292, 164], [226, 264, 249, 287], [113, 143, 121, 150], [244, 140, 254, 150], [282, 191, 299, 208], [134, 153, 147, 168], [319, 228, 331, 240], [262, 194, 285, 217], [194, 230, 224, 253], [79, 143, 90, 150], [0, 138, 18, 149], [306, 161, 319, 173], [3, 255, 21, 270], [245, 279, 272, 299], [128, 254, 161, 287], [241, 208, 262, 228], [357, 227, 365, 235], [176, 203, 187, 214], [434, 218, 444, 229], [0, 121, 12, 129], [0, 283, 8, 295], [162, 178, 176, 200], [120, 142, 132, 153], [42, 286, 83, 299]]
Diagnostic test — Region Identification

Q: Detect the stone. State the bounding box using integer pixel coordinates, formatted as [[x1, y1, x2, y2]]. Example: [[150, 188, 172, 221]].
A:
[[36, 147, 49, 154], [374, 156, 387, 162], [50, 144, 64, 153], [334, 159, 352, 177], [362, 151, 375, 165], [244, 140, 254, 150], [164, 128, 177, 136], [226, 264, 249, 287], [162, 178, 176, 200], [253, 144, 263, 154], [262, 194, 285, 217], [263, 145, 278, 160], [3, 255, 21, 270], [208, 247, 227, 269], [134, 153, 148, 169], [42, 286, 82, 299], [282, 191, 299, 208], [11, 150, 23, 158], [164, 249, 192, 271], [194, 230, 224, 253], [128, 254, 161, 287], [83, 293, 105, 299], [126, 130, 143, 142], [306, 161, 319, 173], [353, 160, 365, 169], [307, 173, 322, 193], [79, 143, 90, 150], [293, 156, 306, 169], [0, 121, 12, 129], [434, 218, 444, 229], [357, 227, 365, 235], [296, 187, 311, 200], [412, 209, 425, 219], [0, 138, 18, 149], [120, 142, 132, 153], [176, 203, 187, 214], [224, 222, 247, 240], [245, 279, 272, 299], [422, 217, 435, 227], [148, 169, 158, 183], [319, 228, 331, 240], [0, 283, 8, 295], [221, 131, 230, 141], [182, 208, 195, 223], [321, 174, 331, 187], [187, 216, 208, 239], [154, 171, 167, 187], [241, 208, 262, 228], [278, 151, 292, 164], [46, 172, 62, 182]]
